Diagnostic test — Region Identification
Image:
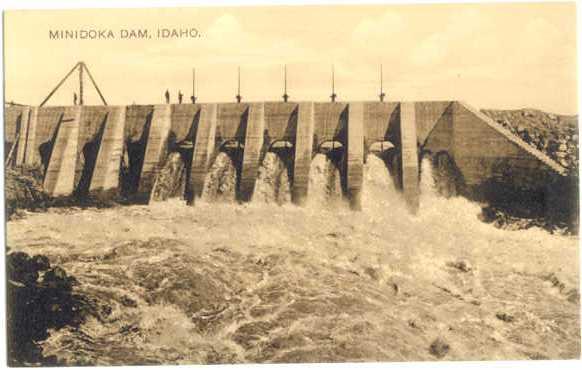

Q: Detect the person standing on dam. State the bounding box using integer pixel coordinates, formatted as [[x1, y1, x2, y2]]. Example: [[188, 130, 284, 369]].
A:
[[164, 89, 170, 104], [73, 93, 78, 105], [178, 90, 183, 104]]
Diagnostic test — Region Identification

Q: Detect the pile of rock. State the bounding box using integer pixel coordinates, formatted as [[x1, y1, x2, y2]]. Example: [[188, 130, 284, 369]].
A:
[[6, 250, 93, 365], [482, 109, 578, 174], [6, 166, 122, 217], [478, 206, 570, 234], [5, 167, 50, 219]]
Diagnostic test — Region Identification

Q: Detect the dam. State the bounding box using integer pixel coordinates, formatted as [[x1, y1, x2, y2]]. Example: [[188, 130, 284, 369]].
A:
[[3, 100, 570, 215]]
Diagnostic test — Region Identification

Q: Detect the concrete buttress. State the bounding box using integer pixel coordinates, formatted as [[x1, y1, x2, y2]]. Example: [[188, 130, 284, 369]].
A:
[[189, 104, 218, 202], [23, 107, 39, 166], [15, 106, 31, 166], [89, 106, 126, 195], [137, 104, 172, 201], [346, 102, 364, 210], [239, 102, 265, 202], [400, 102, 420, 214], [292, 102, 315, 205], [43, 106, 81, 196]]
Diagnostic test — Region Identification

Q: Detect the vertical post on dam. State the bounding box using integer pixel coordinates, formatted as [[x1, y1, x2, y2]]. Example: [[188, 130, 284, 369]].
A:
[[189, 104, 217, 203], [239, 102, 265, 202], [89, 106, 126, 195], [400, 102, 420, 214], [137, 104, 172, 202], [346, 102, 364, 210], [43, 106, 81, 197], [292, 102, 315, 206]]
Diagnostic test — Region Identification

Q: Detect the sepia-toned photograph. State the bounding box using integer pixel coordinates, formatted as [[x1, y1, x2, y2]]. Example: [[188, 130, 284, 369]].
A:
[[2, 0, 580, 366]]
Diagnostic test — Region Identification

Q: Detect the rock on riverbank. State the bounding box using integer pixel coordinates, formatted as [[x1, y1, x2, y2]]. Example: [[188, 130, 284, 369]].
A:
[[482, 109, 578, 173]]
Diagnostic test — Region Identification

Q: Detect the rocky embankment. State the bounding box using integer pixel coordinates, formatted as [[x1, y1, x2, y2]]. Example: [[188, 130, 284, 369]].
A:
[[6, 250, 95, 365], [5, 167, 50, 219], [482, 109, 578, 174], [5, 166, 120, 220]]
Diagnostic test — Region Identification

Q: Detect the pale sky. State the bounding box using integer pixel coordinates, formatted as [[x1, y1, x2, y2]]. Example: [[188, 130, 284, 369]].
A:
[[3, 2, 578, 114]]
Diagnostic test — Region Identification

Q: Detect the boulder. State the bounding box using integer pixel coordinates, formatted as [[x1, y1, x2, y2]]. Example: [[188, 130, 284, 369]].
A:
[[429, 337, 450, 359], [446, 260, 473, 273], [478, 206, 497, 223]]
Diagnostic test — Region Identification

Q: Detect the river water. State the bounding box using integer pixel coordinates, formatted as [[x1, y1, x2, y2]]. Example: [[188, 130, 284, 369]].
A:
[[6, 151, 580, 364]]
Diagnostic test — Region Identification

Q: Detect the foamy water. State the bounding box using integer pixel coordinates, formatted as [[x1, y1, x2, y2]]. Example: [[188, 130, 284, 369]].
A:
[[307, 154, 344, 208], [253, 152, 291, 205], [6, 150, 580, 364], [200, 152, 237, 203], [361, 154, 407, 213]]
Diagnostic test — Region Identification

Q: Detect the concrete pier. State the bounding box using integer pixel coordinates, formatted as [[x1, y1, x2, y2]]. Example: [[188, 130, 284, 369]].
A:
[[137, 104, 172, 201], [89, 106, 126, 195], [43, 106, 81, 196], [346, 102, 364, 210], [400, 102, 420, 214], [23, 107, 39, 166], [15, 106, 31, 166], [292, 102, 315, 205], [189, 104, 217, 202], [239, 103, 265, 202]]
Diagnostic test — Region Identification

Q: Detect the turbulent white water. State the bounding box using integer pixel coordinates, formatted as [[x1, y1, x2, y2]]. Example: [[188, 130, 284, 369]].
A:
[[159, 150, 439, 212], [253, 151, 459, 216], [202, 151, 347, 207], [245, 151, 460, 213], [6, 148, 578, 365], [200, 152, 237, 203], [253, 152, 291, 205], [361, 153, 406, 213], [420, 155, 438, 199], [307, 154, 344, 208]]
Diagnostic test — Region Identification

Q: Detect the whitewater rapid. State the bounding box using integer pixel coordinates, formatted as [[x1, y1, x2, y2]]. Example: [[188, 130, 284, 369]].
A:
[[5, 149, 579, 365]]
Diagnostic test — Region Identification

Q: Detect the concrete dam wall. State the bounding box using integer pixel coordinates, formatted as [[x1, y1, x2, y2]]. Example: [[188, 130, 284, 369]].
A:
[[4, 101, 568, 213]]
